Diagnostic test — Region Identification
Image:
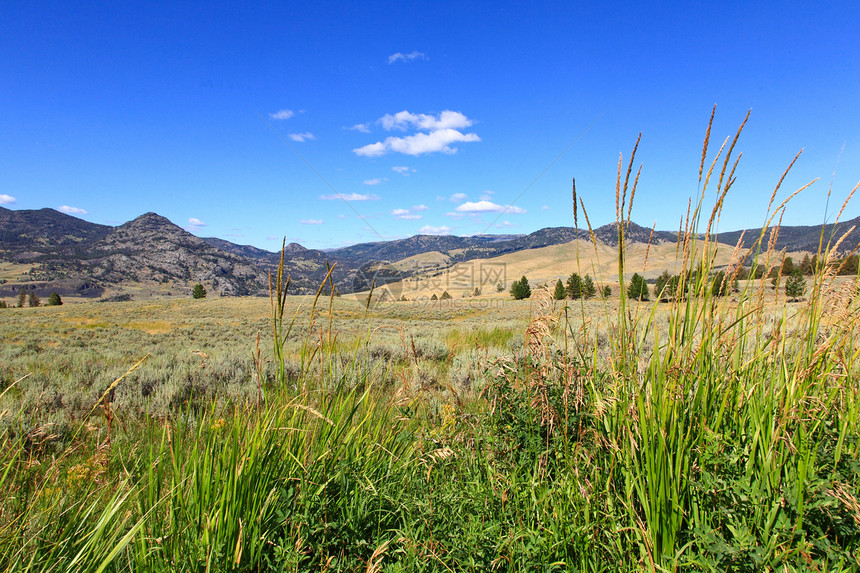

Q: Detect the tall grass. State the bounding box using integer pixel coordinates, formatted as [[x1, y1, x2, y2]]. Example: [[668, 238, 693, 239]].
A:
[[0, 108, 858, 571]]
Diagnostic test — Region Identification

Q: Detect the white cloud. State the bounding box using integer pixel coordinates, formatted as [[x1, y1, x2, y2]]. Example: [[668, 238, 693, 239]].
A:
[[319, 192, 380, 201], [288, 132, 315, 142], [496, 221, 516, 228], [449, 193, 468, 203], [412, 204, 429, 211], [269, 109, 294, 120], [454, 201, 526, 214], [346, 123, 371, 133], [391, 207, 423, 221], [59, 205, 88, 215], [354, 110, 479, 157], [541, 205, 551, 210], [379, 110, 472, 131], [356, 128, 480, 157], [338, 214, 348, 219], [185, 217, 207, 233], [363, 177, 388, 185], [479, 190, 495, 201], [388, 51, 426, 64], [419, 225, 451, 235], [300, 219, 323, 225], [391, 166, 416, 175], [0, 194, 17, 205]]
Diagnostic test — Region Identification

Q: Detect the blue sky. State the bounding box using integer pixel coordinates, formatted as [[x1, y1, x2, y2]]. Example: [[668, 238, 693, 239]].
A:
[[3, 1, 859, 250]]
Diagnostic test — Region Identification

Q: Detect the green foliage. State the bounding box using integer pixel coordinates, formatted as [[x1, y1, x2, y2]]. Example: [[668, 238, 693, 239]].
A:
[[430, 293, 438, 301], [440, 290, 452, 300], [27, 292, 40, 307], [799, 253, 813, 275], [785, 269, 806, 300], [655, 270, 672, 301], [510, 275, 531, 300], [627, 272, 649, 301], [602, 285, 611, 298], [192, 283, 207, 299], [47, 292, 62, 306], [552, 279, 566, 300], [0, 300, 6, 309], [17, 288, 26, 308], [581, 274, 596, 299], [566, 272, 582, 299]]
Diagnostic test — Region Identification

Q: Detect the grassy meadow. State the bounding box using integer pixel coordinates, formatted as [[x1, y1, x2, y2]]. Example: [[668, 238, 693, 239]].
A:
[[2, 115, 860, 572]]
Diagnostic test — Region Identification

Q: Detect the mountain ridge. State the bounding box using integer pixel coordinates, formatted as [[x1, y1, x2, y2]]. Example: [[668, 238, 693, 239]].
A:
[[2, 206, 859, 299]]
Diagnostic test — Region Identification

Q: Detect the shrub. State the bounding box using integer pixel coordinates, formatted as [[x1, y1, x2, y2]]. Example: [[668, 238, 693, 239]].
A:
[[0, 300, 6, 309], [28, 292, 40, 307], [430, 293, 438, 301], [602, 285, 611, 298], [192, 283, 207, 299], [440, 291, 452, 300], [47, 292, 63, 306]]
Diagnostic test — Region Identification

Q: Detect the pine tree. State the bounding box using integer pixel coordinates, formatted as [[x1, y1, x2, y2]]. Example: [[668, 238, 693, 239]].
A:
[[627, 273, 649, 301], [711, 271, 728, 297], [28, 292, 40, 307], [510, 276, 531, 300], [566, 273, 583, 300], [785, 270, 806, 301], [602, 285, 611, 298], [798, 254, 813, 275], [654, 270, 671, 301], [0, 301, 7, 309], [430, 293, 438, 301], [17, 288, 26, 308], [582, 275, 597, 299], [47, 292, 62, 306], [552, 279, 566, 300], [192, 284, 207, 299], [440, 290, 452, 300]]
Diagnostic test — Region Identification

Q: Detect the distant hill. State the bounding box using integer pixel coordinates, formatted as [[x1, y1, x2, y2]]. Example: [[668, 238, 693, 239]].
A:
[[0, 206, 112, 260], [716, 215, 860, 255], [2, 206, 858, 300]]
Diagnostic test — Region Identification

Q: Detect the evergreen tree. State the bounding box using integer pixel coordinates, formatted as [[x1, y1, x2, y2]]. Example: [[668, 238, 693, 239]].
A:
[[440, 290, 452, 300], [473, 287, 481, 297], [552, 279, 566, 300], [798, 254, 813, 275], [711, 270, 729, 297], [28, 292, 40, 307], [430, 293, 438, 301], [582, 275, 597, 299], [192, 283, 207, 299], [566, 273, 583, 300], [17, 288, 26, 308], [510, 276, 531, 300], [0, 301, 7, 309], [627, 273, 649, 301], [47, 292, 63, 306], [602, 285, 611, 298], [781, 256, 795, 276], [840, 254, 859, 276], [654, 270, 672, 301], [785, 270, 806, 301]]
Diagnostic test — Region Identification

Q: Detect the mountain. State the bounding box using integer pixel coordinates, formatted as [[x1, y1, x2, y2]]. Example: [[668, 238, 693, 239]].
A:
[[715, 215, 860, 255], [78, 212, 267, 295], [3, 206, 859, 300], [0, 206, 112, 260]]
